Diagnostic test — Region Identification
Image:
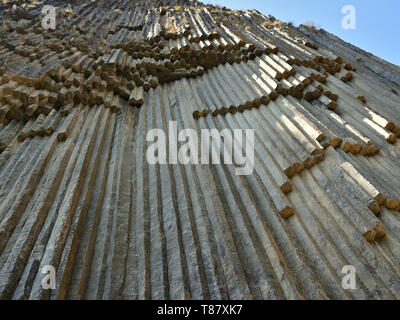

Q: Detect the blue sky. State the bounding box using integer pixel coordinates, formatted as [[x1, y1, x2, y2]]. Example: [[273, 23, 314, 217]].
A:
[[206, 0, 399, 66]]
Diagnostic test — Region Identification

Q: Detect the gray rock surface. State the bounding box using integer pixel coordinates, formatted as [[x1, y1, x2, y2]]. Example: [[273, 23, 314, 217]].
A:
[[0, 0, 399, 300]]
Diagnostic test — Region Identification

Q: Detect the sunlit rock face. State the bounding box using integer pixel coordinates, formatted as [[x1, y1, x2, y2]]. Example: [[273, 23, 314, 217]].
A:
[[0, 0, 399, 300]]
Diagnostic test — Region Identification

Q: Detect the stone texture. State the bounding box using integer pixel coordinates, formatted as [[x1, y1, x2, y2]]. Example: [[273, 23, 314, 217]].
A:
[[0, 0, 399, 300]]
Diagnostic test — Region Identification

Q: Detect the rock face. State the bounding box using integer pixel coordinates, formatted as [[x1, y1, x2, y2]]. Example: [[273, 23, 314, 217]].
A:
[[0, 0, 400, 300]]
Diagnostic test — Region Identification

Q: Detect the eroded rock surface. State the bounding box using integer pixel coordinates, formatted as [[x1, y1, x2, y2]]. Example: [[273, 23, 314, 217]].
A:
[[0, 0, 400, 300]]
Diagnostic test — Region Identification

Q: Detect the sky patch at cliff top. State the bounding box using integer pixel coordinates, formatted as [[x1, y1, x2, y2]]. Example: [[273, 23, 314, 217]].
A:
[[205, 0, 399, 66]]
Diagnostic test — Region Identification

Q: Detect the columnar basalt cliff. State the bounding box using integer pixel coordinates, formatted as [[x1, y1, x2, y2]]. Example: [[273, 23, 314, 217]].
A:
[[0, 0, 400, 300]]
